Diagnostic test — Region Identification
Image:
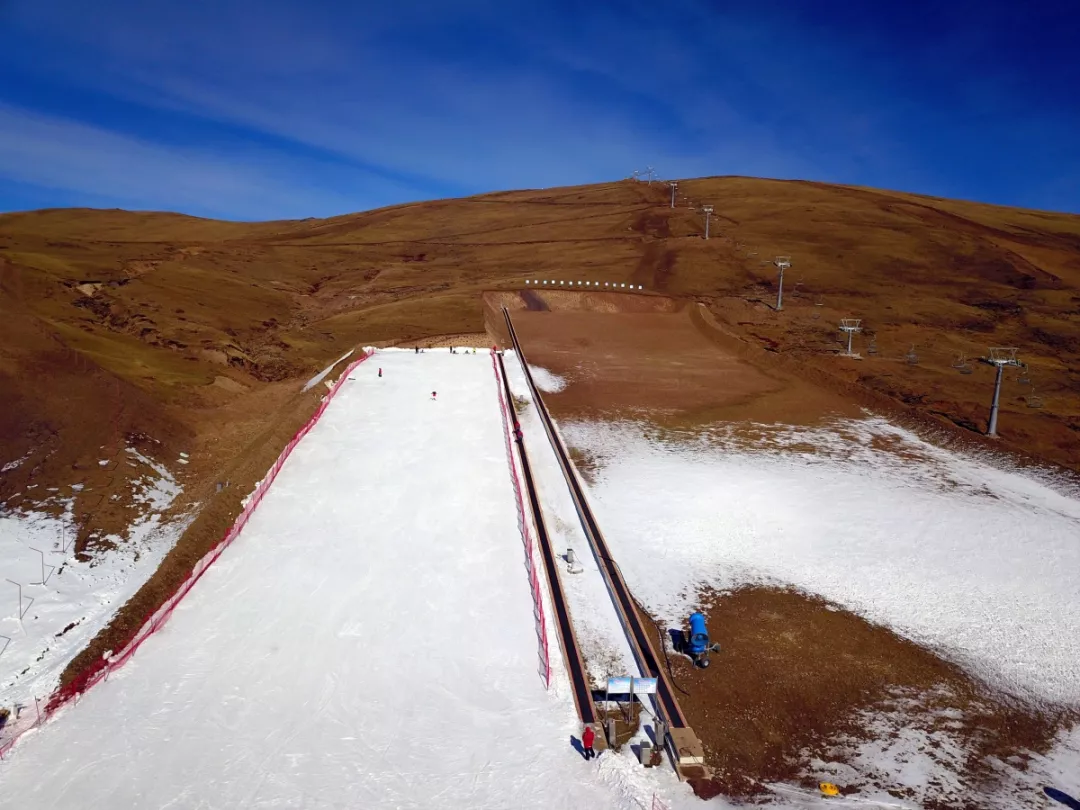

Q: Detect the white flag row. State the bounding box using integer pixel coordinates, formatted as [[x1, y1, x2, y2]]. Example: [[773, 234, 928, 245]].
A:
[[524, 280, 644, 290]]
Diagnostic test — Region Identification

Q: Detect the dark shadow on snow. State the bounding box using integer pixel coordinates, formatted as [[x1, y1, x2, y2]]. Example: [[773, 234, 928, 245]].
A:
[[668, 627, 685, 655], [569, 735, 587, 760]]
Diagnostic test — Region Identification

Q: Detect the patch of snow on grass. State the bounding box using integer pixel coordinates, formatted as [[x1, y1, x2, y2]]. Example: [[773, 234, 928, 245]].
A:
[[0, 449, 188, 716], [126, 448, 172, 482], [561, 417, 1080, 706], [802, 688, 1080, 809], [0, 506, 192, 715], [2, 453, 31, 473], [803, 688, 968, 806], [984, 724, 1080, 810], [126, 449, 182, 512], [302, 349, 354, 392], [529, 364, 568, 393]]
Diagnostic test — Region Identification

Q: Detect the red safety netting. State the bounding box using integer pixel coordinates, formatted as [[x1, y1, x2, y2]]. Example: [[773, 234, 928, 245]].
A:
[[0, 350, 373, 760], [490, 348, 551, 689]]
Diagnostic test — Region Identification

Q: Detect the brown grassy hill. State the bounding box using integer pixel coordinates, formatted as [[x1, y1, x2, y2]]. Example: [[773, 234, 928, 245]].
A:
[[3, 178, 1078, 513], [2, 176, 1078, 693], [670, 178, 1080, 470]]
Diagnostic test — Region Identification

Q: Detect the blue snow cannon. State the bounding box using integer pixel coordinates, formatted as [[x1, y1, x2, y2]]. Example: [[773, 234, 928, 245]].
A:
[[686, 612, 720, 668]]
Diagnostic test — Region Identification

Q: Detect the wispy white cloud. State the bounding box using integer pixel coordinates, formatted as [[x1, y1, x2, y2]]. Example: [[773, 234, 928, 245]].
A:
[[5, 0, 826, 195], [0, 103, 403, 219]]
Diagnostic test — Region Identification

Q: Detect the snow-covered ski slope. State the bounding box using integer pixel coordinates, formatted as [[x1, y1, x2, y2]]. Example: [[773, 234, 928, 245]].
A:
[[1, 350, 684, 809]]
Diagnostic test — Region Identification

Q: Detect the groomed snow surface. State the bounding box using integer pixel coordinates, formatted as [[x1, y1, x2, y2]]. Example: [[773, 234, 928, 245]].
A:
[[1, 350, 693, 810], [527, 364, 568, 394]]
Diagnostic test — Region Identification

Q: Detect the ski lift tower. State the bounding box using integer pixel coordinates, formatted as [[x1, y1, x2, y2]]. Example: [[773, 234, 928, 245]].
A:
[[839, 319, 862, 357], [668, 181, 678, 208], [980, 347, 1022, 437], [702, 205, 714, 239], [774, 256, 791, 311]]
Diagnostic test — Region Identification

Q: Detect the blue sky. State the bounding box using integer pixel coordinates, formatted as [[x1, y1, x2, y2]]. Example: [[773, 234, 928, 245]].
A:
[[1, 0, 1077, 220]]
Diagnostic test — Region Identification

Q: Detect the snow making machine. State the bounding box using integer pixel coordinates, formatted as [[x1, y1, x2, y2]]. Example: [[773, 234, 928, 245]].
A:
[[685, 612, 721, 668]]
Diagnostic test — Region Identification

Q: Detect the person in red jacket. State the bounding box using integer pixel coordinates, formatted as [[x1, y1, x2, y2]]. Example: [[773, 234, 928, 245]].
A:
[[582, 725, 596, 760]]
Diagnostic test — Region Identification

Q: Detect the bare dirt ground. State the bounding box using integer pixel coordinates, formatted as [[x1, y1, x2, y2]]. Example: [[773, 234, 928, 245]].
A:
[[678, 588, 1073, 808], [496, 288, 1076, 806], [489, 291, 860, 428]]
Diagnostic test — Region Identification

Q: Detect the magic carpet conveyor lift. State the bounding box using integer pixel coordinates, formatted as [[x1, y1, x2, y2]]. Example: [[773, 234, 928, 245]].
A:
[[501, 308, 707, 778], [493, 350, 606, 751]]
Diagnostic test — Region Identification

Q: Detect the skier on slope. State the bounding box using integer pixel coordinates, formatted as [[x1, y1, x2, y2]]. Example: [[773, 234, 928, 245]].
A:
[[431, 391, 437, 401], [582, 725, 596, 760], [378, 368, 382, 378]]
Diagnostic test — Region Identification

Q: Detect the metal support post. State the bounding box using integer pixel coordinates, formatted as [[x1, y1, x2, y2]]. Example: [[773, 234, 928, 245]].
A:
[[988, 363, 1005, 437], [774, 257, 790, 311]]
